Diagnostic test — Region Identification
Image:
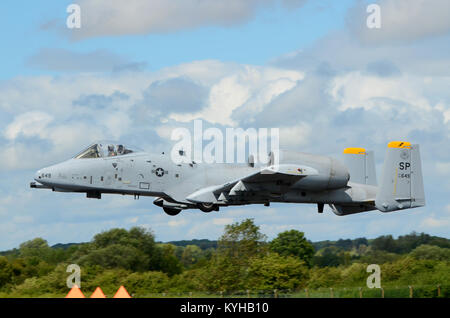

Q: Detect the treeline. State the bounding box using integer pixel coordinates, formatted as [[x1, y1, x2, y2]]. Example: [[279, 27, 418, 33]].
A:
[[313, 232, 450, 254], [312, 232, 450, 267], [0, 219, 449, 297], [167, 239, 217, 250]]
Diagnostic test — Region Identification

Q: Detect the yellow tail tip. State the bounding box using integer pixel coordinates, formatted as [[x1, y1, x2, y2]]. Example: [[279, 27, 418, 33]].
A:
[[343, 147, 366, 155], [388, 141, 411, 148]]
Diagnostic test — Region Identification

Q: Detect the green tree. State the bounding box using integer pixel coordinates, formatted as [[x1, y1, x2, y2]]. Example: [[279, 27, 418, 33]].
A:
[[372, 235, 398, 253], [396, 232, 450, 253], [79, 244, 150, 271], [353, 237, 369, 249], [181, 245, 203, 268], [380, 256, 450, 286], [410, 244, 450, 261], [307, 266, 342, 288], [206, 219, 267, 291], [269, 230, 314, 266], [92, 227, 157, 257], [357, 250, 401, 264], [124, 271, 170, 295], [84, 268, 130, 296], [339, 263, 367, 286], [78, 227, 165, 272], [247, 252, 309, 291], [335, 239, 353, 251], [0, 256, 13, 288], [312, 247, 342, 267], [11, 263, 69, 297], [157, 244, 183, 276], [169, 267, 212, 292], [19, 238, 51, 259], [218, 218, 267, 261]]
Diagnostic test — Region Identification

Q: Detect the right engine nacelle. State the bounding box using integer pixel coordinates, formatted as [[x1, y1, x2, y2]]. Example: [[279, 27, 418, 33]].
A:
[[269, 150, 350, 191]]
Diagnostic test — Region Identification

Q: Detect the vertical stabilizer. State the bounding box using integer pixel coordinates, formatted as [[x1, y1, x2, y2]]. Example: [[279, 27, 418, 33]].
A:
[[375, 141, 425, 212]]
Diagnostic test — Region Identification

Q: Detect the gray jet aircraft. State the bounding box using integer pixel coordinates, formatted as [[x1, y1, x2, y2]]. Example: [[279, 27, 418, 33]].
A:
[[31, 141, 425, 216]]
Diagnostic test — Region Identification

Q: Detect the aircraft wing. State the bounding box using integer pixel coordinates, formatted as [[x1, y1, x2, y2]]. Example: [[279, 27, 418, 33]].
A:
[[186, 164, 318, 204]]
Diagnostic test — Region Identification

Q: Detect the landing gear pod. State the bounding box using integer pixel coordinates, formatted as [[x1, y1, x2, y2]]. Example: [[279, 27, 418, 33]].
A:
[[154, 198, 186, 216], [198, 203, 219, 213], [163, 207, 181, 216]]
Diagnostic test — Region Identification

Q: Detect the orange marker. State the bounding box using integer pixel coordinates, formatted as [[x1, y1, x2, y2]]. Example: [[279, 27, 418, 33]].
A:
[[113, 286, 132, 298], [90, 287, 107, 298], [65, 285, 85, 298]]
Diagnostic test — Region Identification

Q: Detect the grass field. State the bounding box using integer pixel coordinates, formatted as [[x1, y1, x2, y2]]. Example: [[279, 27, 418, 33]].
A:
[[129, 284, 448, 298], [1, 283, 447, 298]]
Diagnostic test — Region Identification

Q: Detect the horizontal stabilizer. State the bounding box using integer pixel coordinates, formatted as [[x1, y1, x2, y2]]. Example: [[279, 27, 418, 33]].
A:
[[343, 148, 377, 185], [329, 203, 377, 216]]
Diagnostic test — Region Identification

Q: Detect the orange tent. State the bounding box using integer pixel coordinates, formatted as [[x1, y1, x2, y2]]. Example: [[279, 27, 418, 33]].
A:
[[90, 287, 107, 298], [113, 286, 132, 298], [65, 285, 85, 298]]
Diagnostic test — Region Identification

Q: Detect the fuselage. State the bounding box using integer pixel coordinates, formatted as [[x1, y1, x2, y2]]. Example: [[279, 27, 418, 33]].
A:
[[31, 140, 425, 216], [34, 150, 377, 209]]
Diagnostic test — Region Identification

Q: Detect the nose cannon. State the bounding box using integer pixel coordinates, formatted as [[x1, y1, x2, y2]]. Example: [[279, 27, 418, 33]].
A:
[[30, 181, 52, 189]]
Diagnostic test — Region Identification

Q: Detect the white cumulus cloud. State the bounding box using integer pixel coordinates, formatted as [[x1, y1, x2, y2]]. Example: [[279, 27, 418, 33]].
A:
[[62, 0, 307, 39], [4, 111, 53, 140], [348, 0, 450, 45]]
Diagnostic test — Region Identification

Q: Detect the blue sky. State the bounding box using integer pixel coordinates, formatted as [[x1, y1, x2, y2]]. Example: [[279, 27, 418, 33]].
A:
[[0, 0, 449, 250], [1, 0, 354, 78]]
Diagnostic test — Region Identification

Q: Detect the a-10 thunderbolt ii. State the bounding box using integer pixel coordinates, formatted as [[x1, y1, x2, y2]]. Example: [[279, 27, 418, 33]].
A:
[[31, 141, 425, 216]]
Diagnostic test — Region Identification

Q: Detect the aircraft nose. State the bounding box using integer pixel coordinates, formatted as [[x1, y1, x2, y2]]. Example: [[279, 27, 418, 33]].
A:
[[34, 169, 42, 181], [35, 167, 53, 182]]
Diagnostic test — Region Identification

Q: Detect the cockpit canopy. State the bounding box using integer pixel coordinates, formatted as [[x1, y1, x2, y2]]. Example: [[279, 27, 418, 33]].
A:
[[74, 142, 143, 159]]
